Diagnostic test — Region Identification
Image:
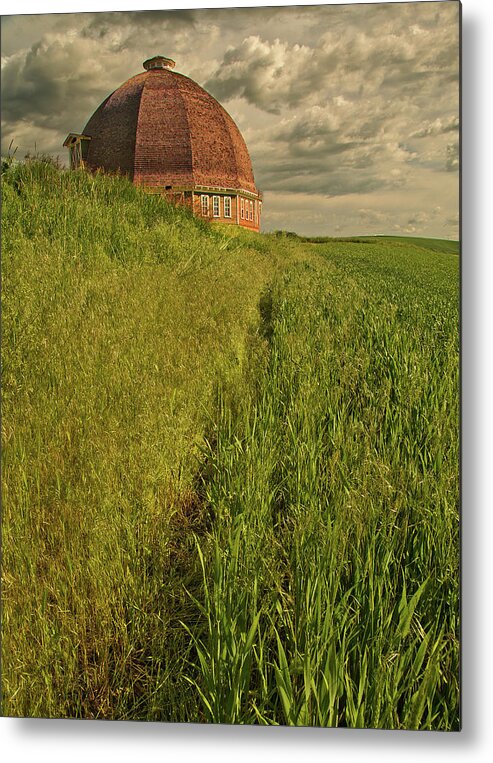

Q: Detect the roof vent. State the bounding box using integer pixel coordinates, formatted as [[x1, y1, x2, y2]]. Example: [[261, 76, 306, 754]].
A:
[[143, 56, 176, 71]]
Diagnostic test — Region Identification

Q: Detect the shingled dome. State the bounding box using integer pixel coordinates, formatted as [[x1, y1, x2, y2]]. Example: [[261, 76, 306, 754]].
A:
[[64, 56, 262, 231]]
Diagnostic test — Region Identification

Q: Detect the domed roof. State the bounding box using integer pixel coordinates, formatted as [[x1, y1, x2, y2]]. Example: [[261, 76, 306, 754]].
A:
[[82, 57, 258, 194]]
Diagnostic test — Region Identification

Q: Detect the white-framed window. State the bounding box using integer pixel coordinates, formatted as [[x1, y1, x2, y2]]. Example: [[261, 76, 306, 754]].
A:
[[240, 197, 245, 220], [224, 196, 232, 218], [213, 195, 220, 217], [250, 201, 254, 221], [201, 195, 209, 216], [254, 200, 258, 225]]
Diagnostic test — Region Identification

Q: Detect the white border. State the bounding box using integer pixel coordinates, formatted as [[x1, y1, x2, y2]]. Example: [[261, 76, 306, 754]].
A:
[[2, 0, 457, 14], [2, 1, 493, 761]]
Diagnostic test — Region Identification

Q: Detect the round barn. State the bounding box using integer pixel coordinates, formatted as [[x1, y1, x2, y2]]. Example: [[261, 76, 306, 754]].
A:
[[63, 56, 262, 231]]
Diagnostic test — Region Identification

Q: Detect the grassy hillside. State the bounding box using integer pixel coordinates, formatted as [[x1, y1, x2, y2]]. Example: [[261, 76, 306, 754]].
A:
[[2, 160, 459, 728]]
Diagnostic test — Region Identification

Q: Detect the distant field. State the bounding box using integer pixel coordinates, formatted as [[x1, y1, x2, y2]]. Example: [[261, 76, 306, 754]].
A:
[[373, 236, 459, 255], [301, 234, 460, 256], [2, 160, 459, 728]]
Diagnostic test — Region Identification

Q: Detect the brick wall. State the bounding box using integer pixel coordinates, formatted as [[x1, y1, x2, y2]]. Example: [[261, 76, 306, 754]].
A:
[[76, 63, 262, 231], [192, 192, 260, 232], [134, 71, 195, 187], [83, 74, 146, 178]]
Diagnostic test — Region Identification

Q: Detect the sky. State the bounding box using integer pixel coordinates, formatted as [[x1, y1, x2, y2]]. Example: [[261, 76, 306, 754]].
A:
[[1, 1, 460, 238]]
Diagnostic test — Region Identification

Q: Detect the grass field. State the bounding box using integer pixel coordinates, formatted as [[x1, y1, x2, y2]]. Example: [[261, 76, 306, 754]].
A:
[[2, 160, 459, 728], [297, 233, 459, 255], [372, 235, 459, 254]]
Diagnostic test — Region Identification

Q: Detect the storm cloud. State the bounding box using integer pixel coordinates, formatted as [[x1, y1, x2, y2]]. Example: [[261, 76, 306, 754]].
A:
[[1, 1, 460, 238]]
